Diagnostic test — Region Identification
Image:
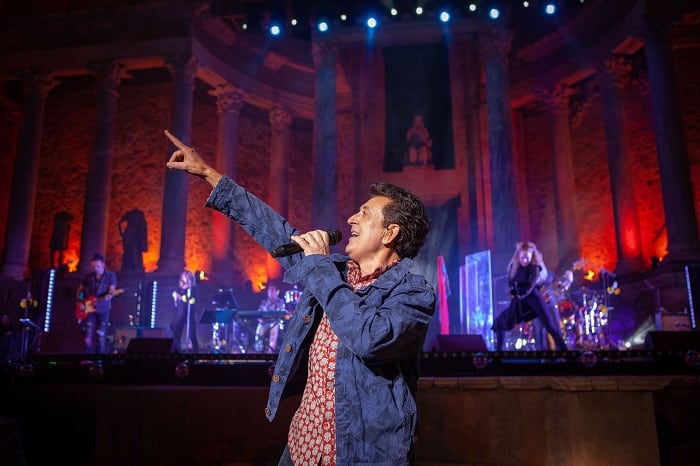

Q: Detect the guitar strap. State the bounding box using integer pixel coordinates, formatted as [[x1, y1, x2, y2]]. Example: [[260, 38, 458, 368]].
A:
[[86, 272, 114, 302]]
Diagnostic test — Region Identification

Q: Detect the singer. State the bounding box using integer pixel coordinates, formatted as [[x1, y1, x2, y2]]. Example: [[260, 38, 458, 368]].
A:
[[164, 130, 435, 466]]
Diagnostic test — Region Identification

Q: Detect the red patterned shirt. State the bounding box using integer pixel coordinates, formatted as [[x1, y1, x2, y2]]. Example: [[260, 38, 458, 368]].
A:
[[288, 259, 399, 465]]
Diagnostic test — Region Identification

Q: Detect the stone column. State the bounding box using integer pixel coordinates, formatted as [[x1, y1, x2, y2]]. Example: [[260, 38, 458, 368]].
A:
[[640, 13, 700, 265], [598, 55, 645, 273], [208, 84, 245, 283], [540, 84, 582, 271], [266, 106, 293, 282], [311, 39, 338, 230], [78, 62, 129, 273], [463, 36, 487, 251], [0, 105, 21, 257], [479, 28, 519, 271], [1, 71, 58, 280], [158, 55, 197, 275]]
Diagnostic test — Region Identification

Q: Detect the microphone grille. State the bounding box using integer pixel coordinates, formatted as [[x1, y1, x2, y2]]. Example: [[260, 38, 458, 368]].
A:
[[328, 229, 342, 245]]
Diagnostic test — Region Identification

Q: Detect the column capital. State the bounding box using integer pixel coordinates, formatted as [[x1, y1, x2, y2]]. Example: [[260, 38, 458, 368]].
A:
[[208, 83, 245, 114], [18, 70, 59, 100], [537, 83, 572, 113], [477, 28, 513, 61], [165, 54, 198, 84], [88, 61, 131, 92], [599, 54, 633, 89], [311, 39, 339, 69], [269, 105, 292, 132]]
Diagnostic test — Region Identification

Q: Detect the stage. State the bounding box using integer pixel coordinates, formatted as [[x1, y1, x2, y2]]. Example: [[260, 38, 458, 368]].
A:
[[1, 349, 699, 466]]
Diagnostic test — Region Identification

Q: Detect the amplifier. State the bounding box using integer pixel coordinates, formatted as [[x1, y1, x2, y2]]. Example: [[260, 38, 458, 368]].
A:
[[661, 314, 692, 331]]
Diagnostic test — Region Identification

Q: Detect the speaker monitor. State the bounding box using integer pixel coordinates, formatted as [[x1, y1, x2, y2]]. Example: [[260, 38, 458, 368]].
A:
[[125, 337, 174, 354], [114, 328, 138, 352], [114, 327, 167, 352], [437, 334, 488, 352], [644, 331, 700, 351]]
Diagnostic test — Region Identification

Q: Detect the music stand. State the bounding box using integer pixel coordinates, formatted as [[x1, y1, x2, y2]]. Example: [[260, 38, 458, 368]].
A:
[[200, 310, 234, 353]]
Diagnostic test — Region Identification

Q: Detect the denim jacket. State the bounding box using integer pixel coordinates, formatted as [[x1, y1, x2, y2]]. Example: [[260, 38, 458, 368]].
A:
[[206, 176, 436, 465]]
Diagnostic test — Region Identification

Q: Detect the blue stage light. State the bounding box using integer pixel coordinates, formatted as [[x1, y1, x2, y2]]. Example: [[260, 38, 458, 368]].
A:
[[317, 21, 329, 32], [489, 8, 500, 19], [366, 17, 378, 28], [439, 11, 450, 23]]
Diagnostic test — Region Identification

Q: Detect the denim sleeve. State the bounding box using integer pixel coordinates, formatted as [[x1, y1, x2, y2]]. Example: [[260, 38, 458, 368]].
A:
[[287, 254, 435, 363], [205, 176, 301, 269]]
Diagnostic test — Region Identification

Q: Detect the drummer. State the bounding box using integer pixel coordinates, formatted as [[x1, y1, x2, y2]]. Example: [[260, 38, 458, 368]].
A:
[[254, 284, 287, 353]]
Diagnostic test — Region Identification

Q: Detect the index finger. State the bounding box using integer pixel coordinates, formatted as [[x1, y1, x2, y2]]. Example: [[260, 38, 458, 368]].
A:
[[164, 129, 188, 151]]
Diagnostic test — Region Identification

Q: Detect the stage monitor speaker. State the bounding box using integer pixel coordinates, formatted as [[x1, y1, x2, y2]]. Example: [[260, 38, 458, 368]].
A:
[[644, 331, 700, 351], [114, 328, 138, 352], [114, 328, 167, 352], [126, 337, 174, 354], [437, 334, 488, 352]]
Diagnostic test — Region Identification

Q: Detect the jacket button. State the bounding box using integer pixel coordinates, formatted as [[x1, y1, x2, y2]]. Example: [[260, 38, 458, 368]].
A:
[[303, 315, 312, 323], [285, 344, 292, 352], [265, 407, 271, 416], [273, 374, 280, 383]]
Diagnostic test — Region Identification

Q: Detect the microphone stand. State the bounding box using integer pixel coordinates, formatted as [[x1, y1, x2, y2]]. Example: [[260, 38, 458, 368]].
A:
[[184, 287, 193, 352]]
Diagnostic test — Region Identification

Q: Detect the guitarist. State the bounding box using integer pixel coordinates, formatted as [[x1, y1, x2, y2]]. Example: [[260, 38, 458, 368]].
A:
[[76, 253, 118, 353]]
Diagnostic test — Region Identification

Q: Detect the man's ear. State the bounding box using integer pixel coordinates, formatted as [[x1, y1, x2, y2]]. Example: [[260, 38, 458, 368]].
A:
[[382, 224, 400, 245]]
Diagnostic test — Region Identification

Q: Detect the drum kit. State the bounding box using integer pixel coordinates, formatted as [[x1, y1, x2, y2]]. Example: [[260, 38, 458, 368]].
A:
[[205, 286, 300, 354], [503, 283, 611, 352], [540, 262, 613, 351], [552, 289, 610, 350]]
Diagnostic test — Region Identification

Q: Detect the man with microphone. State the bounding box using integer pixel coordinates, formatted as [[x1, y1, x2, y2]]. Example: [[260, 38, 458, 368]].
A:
[[164, 130, 435, 466]]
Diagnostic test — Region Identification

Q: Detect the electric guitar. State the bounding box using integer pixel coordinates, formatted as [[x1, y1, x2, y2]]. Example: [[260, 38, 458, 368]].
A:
[[75, 289, 123, 321]]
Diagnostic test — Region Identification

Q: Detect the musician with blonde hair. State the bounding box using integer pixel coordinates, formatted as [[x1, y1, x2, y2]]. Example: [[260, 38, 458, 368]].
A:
[[492, 242, 568, 351]]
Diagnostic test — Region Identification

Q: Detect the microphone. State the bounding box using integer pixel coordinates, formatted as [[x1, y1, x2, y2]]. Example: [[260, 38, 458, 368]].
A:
[[270, 230, 343, 258]]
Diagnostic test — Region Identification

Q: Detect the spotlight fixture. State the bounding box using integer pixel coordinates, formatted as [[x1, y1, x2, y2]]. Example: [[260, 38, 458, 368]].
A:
[[89, 361, 105, 380], [580, 350, 598, 368], [317, 21, 329, 32], [685, 350, 700, 367], [544, 3, 556, 14], [269, 24, 281, 36], [175, 361, 191, 379], [472, 352, 488, 369], [390, 7, 398, 16], [415, 6, 424, 16], [468, 3, 477, 13], [489, 8, 500, 19], [439, 10, 450, 22], [366, 16, 378, 28]]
